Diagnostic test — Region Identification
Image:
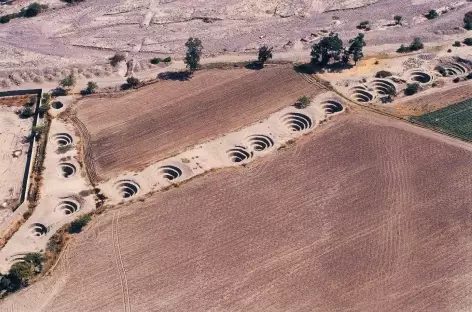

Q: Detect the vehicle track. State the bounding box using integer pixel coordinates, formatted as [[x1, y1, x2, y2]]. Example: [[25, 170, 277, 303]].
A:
[[112, 211, 131, 312]]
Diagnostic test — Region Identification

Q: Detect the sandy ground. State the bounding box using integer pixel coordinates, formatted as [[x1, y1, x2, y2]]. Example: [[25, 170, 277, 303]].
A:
[[0, 0, 470, 89], [0, 106, 31, 219], [2, 112, 472, 311], [74, 65, 324, 182]]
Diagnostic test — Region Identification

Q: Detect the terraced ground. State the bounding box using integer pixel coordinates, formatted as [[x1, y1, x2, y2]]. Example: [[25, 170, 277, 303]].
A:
[[74, 65, 324, 182], [4, 112, 472, 312]]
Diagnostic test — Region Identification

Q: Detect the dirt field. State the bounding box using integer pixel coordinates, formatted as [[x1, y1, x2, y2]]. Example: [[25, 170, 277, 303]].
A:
[[4, 112, 472, 312], [75, 65, 323, 182], [392, 82, 472, 116]]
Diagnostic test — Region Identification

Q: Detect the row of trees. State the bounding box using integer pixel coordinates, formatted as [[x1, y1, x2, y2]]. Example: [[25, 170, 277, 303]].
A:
[[310, 33, 366, 67], [0, 2, 45, 24]]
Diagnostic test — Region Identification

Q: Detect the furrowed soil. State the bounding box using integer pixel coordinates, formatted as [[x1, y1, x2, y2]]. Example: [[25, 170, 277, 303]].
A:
[[4, 112, 472, 312], [75, 65, 323, 181]]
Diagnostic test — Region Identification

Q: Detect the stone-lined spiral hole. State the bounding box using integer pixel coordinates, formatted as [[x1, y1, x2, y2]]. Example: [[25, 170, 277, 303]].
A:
[[58, 163, 76, 178], [56, 199, 80, 215], [246, 135, 274, 152], [29, 223, 48, 237], [115, 180, 140, 198], [349, 88, 375, 103], [227, 147, 252, 163], [53, 133, 73, 146], [409, 71, 432, 83], [439, 63, 468, 76], [51, 101, 63, 109], [280, 112, 313, 131], [158, 165, 182, 181], [321, 100, 344, 114], [369, 79, 396, 96]]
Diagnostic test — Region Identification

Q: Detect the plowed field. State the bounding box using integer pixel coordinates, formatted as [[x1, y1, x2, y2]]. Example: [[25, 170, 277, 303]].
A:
[[75, 66, 323, 182], [5, 112, 472, 312]]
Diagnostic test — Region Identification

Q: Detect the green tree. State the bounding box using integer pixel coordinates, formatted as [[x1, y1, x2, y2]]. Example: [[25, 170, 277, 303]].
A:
[[0, 15, 11, 24], [296, 96, 311, 109], [257, 45, 273, 67], [85, 81, 98, 94], [348, 33, 366, 65], [426, 9, 439, 20], [464, 38, 472, 46], [23, 3, 42, 18], [464, 11, 472, 30], [184, 37, 203, 72], [60, 74, 76, 88], [405, 83, 420, 95], [69, 215, 91, 234], [409, 37, 424, 51], [311, 33, 344, 66], [394, 15, 403, 25]]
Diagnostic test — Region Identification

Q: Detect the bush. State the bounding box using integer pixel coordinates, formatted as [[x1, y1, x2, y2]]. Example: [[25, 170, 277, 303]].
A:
[[464, 11, 472, 30], [375, 70, 393, 78], [295, 96, 311, 109], [394, 15, 402, 25], [150, 57, 160, 64], [163, 56, 172, 63], [409, 37, 424, 51], [453, 41, 461, 47], [19, 107, 34, 119], [0, 15, 11, 24], [425, 9, 439, 20], [397, 44, 409, 53], [257, 45, 273, 67], [60, 75, 76, 88], [69, 215, 91, 234], [452, 77, 460, 83], [126, 76, 140, 87], [357, 20, 370, 30], [22, 3, 42, 18], [463, 38, 472, 46], [109, 53, 126, 66], [405, 83, 420, 95], [83, 81, 98, 94]]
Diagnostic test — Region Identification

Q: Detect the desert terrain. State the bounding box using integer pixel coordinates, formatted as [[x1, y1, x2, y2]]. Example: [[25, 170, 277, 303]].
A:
[[2, 113, 472, 311], [74, 65, 324, 182], [0, 0, 471, 89]]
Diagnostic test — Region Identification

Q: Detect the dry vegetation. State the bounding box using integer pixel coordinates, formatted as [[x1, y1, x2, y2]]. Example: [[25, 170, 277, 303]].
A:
[[75, 65, 324, 181], [3, 113, 472, 311]]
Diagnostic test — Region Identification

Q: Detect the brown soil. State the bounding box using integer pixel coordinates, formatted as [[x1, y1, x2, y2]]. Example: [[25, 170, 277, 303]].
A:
[[0, 95, 35, 107], [392, 82, 472, 117], [75, 65, 324, 182], [4, 112, 472, 311]]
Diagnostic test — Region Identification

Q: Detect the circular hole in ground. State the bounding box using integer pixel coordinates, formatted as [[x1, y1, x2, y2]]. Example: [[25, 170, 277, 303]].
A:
[[246, 135, 274, 152], [409, 71, 432, 84], [227, 147, 252, 163], [56, 199, 80, 215], [350, 89, 374, 103], [53, 133, 73, 146], [370, 79, 396, 96], [280, 112, 313, 131], [114, 180, 140, 199], [29, 223, 48, 237], [58, 163, 76, 178], [157, 165, 183, 181], [51, 101, 64, 109], [321, 100, 344, 114]]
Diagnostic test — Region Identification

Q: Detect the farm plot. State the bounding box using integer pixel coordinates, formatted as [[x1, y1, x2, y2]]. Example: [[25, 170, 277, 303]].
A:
[[412, 97, 472, 142], [75, 65, 323, 182], [4, 113, 472, 312]]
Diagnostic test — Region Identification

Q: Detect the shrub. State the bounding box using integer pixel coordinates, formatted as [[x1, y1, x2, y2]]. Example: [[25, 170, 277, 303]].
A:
[[126, 76, 140, 87], [19, 107, 34, 119], [375, 70, 393, 78], [396, 44, 409, 53], [22, 3, 42, 18], [464, 11, 472, 30], [79, 189, 93, 197], [150, 57, 160, 64], [357, 20, 370, 30], [257, 45, 273, 67], [463, 38, 472, 46], [84, 81, 98, 94], [295, 96, 311, 109], [405, 83, 420, 95], [60, 74, 76, 88], [109, 53, 126, 66], [452, 77, 460, 83], [163, 56, 172, 63], [453, 41, 461, 47], [0, 15, 11, 24], [409, 37, 424, 51], [394, 15, 402, 25], [69, 215, 91, 234], [425, 9, 439, 20], [436, 66, 447, 77]]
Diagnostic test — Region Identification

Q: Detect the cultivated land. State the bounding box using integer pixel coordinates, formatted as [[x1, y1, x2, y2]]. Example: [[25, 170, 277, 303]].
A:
[[74, 65, 323, 182], [3, 113, 472, 311], [412, 97, 472, 141]]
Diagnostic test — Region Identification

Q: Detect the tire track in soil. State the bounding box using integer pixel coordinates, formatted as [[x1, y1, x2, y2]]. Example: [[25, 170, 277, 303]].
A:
[[112, 211, 132, 312]]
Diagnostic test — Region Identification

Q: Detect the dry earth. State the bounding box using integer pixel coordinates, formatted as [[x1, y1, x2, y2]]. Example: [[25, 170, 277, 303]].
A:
[[0, 0, 470, 89], [74, 65, 324, 182], [2, 112, 472, 311]]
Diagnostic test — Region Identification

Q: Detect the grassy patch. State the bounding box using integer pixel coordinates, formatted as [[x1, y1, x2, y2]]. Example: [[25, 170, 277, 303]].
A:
[[411, 98, 472, 141]]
